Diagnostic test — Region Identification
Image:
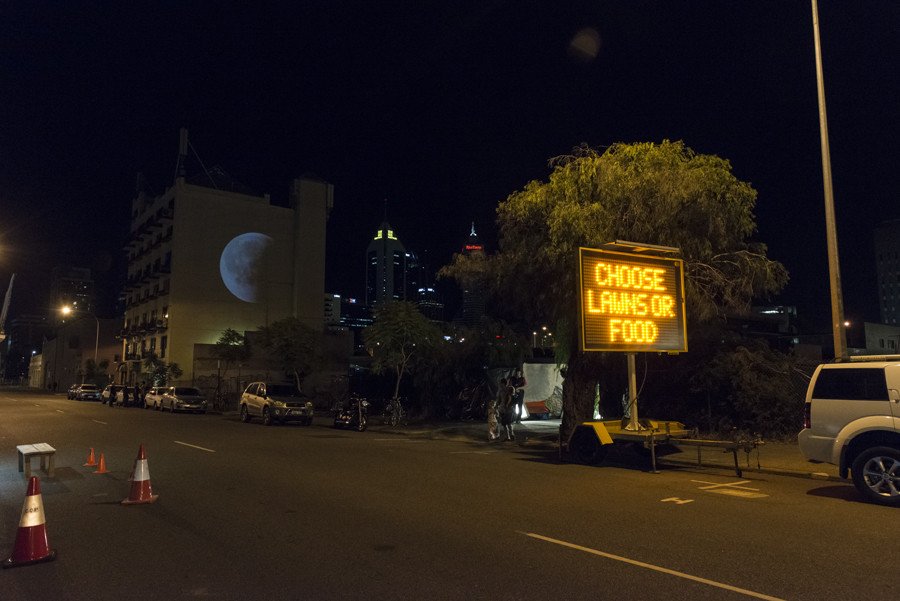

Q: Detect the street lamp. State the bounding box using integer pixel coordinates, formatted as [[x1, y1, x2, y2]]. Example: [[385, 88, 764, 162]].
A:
[[62, 306, 99, 365]]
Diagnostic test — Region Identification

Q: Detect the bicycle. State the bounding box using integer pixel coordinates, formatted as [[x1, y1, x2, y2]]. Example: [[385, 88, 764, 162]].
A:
[[213, 392, 229, 412], [383, 397, 406, 426]]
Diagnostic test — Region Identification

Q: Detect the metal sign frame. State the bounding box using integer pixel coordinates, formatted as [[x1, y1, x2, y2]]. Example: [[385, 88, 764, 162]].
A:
[[579, 247, 687, 353]]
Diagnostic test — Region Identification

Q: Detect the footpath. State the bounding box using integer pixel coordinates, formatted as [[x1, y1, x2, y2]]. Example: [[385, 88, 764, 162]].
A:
[[359, 416, 843, 482]]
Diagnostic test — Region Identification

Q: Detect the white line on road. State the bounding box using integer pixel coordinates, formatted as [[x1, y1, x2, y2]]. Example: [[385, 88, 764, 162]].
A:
[[93, 420, 107, 425], [6, 397, 19, 401], [691, 479, 760, 491], [56, 410, 65, 413], [521, 532, 785, 601], [174, 441, 215, 452]]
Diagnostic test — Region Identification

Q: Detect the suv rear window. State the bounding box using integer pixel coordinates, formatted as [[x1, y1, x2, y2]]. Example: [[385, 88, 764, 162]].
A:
[[812, 368, 889, 401]]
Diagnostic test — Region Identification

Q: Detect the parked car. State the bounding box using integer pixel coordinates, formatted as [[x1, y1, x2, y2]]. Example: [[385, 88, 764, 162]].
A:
[[75, 384, 101, 401], [145, 386, 169, 410], [67, 384, 79, 400], [162, 387, 208, 413], [239, 382, 314, 426], [113, 386, 139, 407], [799, 356, 900, 506], [101, 385, 115, 404]]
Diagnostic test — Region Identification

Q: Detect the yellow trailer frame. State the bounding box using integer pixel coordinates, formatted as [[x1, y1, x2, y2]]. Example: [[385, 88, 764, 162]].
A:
[[566, 419, 758, 477]]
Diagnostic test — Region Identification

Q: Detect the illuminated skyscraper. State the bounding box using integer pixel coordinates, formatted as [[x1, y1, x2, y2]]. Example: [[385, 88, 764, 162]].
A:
[[453, 223, 485, 329], [366, 222, 417, 306]]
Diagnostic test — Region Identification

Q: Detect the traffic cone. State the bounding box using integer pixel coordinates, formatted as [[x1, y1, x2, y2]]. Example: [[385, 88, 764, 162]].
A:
[[122, 445, 158, 505], [3, 477, 57, 569], [92, 454, 110, 474], [83, 447, 97, 467], [127, 458, 136, 482]]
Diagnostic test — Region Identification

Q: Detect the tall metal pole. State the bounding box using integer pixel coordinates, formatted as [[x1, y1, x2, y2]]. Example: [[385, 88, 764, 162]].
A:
[[626, 353, 639, 431], [812, 0, 847, 358]]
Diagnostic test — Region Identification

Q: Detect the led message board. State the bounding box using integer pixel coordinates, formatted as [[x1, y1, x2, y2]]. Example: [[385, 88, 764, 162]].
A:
[[579, 248, 687, 352]]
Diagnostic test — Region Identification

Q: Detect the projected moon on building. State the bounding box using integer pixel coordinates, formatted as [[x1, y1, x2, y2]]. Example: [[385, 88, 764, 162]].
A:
[[219, 233, 273, 303]]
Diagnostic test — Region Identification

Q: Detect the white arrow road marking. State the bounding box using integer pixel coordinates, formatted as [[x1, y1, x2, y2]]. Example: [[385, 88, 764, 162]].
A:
[[520, 532, 785, 601], [174, 441, 215, 452]]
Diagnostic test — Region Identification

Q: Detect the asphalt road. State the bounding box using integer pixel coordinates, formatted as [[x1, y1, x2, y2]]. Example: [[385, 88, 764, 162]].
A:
[[1, 390, 895, 601]]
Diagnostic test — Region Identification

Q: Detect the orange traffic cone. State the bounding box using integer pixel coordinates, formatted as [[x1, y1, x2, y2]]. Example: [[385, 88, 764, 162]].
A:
[[83, 447, 97, 467], [3, 477, 57, 569], [92, 454, 110, 474], [122, 445, 158, 505]]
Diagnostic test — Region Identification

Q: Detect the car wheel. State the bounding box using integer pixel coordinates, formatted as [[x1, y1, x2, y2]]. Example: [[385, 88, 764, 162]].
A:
[[569, 428, 609, 465], [263, 407, 273, 426], [240, 404, 251, 423], [851, 446, 900, 507]]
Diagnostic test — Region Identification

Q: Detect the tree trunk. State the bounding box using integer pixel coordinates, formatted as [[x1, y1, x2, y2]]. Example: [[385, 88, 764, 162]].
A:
[[560, 349, 599, 446]]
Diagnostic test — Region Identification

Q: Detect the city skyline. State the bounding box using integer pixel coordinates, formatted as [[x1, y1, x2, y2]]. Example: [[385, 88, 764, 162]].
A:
[[2, 2, 899, 333]]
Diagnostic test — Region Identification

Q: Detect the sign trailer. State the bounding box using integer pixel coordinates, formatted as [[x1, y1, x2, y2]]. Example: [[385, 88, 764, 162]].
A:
[[569, 242, 758, 475]]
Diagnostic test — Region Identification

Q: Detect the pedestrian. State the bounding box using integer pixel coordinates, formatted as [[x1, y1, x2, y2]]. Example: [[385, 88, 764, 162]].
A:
[[121, 386, 129, 408], [487, 398, 500, 442], [511, 369, 527, 423], [498, 378, 515, 442]]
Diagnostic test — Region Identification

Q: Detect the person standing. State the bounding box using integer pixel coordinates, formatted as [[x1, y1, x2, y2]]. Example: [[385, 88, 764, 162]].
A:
[[498, 378, 515, 442], [511, 369, 527, 424]]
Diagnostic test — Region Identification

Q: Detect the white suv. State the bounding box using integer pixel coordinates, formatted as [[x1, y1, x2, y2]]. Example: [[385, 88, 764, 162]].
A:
[[798, 356, 900, 506]]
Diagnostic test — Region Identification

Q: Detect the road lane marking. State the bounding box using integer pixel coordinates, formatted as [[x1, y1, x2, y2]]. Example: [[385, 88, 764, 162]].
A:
[[56, 410, 65, 413], [174, 441, 215, 452], [661, 497, 694, 504], [520, 532, 785, 601], [93, 420, 107, 425], [691, 479, 759, 491], [708, 489, 768, 499], [6, 397, 19, 401]]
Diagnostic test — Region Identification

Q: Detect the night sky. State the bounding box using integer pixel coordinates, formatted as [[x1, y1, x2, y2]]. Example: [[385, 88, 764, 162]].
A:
[[1, 1, 898, 333]]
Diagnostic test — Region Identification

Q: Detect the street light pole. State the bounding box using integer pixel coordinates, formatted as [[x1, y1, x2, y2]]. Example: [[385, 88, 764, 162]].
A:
[[811, 0, 848, 359]]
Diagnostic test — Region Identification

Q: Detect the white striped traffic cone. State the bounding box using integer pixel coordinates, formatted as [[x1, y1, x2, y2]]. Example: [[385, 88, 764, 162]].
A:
[[3, 477, 57, 568], [122, 444, 158, 505]]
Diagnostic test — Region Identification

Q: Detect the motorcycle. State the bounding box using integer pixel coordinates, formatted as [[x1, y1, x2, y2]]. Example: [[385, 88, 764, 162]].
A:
[[333, 394, 368, 431]]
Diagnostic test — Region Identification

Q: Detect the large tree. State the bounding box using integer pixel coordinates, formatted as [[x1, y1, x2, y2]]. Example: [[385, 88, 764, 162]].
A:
[[211, 328, 252, 391], [257, 317, 322, 389], [364, 301, 442, 404], [441, 141, 788, 440]]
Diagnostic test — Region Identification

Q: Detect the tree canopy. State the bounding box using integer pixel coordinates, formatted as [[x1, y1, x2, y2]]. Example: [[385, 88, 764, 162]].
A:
[[257, 317, 322, 387], [363, 301, 441, 401], [441, 141, 788, 438]]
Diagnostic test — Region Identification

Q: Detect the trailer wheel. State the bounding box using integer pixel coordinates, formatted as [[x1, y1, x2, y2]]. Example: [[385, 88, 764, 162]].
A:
[[570, 428, 608, 465]]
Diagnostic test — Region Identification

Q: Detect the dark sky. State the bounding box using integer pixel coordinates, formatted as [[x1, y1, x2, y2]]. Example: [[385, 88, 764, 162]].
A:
[[1, 1, 898, 331]]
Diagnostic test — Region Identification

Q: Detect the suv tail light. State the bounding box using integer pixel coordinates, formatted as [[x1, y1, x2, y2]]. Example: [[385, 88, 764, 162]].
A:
[[804, 403, 811, 430]]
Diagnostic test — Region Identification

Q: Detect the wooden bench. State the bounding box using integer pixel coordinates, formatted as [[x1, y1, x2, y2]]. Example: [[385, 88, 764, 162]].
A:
[[16, 444, 56, 479]]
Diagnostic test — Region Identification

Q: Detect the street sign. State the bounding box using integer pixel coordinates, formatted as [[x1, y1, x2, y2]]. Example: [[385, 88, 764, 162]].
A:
[[579, 247, 687, 352]]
